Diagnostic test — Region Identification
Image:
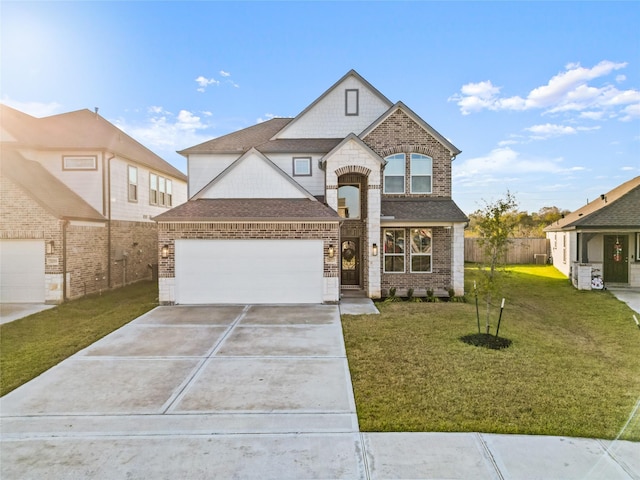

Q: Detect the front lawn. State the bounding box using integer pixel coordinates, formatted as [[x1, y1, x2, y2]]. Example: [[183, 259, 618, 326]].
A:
[[1, 281, 158, 396], [342, 265, 640, 440]]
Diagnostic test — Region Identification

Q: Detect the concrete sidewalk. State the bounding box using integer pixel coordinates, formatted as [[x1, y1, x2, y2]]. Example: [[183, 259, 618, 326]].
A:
[[1, 304, 638, 479]]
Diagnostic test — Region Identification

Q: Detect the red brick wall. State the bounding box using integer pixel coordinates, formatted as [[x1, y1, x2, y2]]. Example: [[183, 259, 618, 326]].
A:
[[158, 222, 340, 279], [110, 220, 158, 287], [379, 226, 453, 295], [66, 224, 108, 299], [362, 109, 452, 197]]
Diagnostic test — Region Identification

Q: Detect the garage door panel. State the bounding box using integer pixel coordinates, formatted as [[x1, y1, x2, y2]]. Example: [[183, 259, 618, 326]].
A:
[[0, 240, 45, 303], [175, 239, 323, 304]]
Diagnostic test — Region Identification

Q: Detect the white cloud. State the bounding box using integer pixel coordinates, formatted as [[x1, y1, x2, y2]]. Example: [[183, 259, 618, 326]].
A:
[[1, 97, 62, 117], [195, 75, 220, 92], [114, 107, 214, 157], [449, 60, 638, 120], [616, 75, 627, 83], [220, 70, 231, 77], [256, 113, 279, 123], [524, 123, 600, 140]]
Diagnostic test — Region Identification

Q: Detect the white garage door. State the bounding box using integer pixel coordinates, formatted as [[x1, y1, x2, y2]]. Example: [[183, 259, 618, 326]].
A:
[[175, 239, 324, 304], [0, 240, 45, 303]]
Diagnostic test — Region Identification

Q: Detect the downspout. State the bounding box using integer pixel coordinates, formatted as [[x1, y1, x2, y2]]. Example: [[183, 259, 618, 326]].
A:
[[62, 219, 69, 301], [106, 153, 116, 288]]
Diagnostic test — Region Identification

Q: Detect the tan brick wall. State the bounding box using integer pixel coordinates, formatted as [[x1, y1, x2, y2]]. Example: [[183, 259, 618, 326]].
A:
[[158, 222, 340, 279], [110, 220, 158, 287], [66, 224, 108, 299], [362, 109, 452, 197], [379, 226, 453, 295]]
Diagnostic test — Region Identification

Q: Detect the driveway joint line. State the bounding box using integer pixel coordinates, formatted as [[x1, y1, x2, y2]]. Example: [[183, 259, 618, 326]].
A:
[[161, 305, 251, 414], [476, 433, 505, 480]]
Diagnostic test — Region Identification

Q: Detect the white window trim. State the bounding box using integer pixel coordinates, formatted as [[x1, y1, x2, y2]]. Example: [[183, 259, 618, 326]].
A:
[[383, 154, 406, 194], [409, 228, 432, 273], [63, 155, 97, 170], [410, 153, 433, 194], [128, 165, 138, 202], [636, 232, 640, 261], [293, 157, 312, 177], [149, 173, 158, 205], [383, 228, 405, 273]]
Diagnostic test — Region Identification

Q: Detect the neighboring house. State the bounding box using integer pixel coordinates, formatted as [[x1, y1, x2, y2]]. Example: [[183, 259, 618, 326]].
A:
[[0, 104, 187, 303], [545, 176, 640, 289], [155, 70, 467, 305]]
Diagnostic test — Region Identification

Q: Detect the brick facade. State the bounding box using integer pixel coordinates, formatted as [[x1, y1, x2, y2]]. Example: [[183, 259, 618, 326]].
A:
[[362, 109, 452, 197], [66, 224, 108, 299], [158, 221, 339, 279], [380, 226, 453, 296], [109, 220, 158, 288]]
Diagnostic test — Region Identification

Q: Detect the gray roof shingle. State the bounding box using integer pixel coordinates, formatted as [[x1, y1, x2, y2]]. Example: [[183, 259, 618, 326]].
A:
[[154, 198, 341, 222], [1, 149, 106, 221], [381, 198, 468, 222]]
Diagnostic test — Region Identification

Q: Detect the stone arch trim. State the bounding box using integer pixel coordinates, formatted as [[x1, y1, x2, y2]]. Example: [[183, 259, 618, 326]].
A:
[[334, 165, 372, 177], [378, 145, 439, 158]]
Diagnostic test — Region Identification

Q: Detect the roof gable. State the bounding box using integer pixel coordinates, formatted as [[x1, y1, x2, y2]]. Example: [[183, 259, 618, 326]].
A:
[[1, 104, 186, 182], [322, 133, 385, 166], [361, 102, 462, 157], [272, 70, 393, 140], [1, 149, 105, 221], [194, 148, 316, 200], [545, 176, 640, 231]]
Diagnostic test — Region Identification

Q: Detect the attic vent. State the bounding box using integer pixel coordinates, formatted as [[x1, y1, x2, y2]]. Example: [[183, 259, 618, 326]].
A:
[[345, 89, 359, 116]]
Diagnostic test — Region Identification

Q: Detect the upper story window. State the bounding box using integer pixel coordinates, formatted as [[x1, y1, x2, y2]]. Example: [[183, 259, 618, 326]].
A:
[[293, 157, 312, 176], [337, 185, 360, 219], [63, 155, 97, 170], [151, 173, 173, 207], [128, 165, 138, 202], [384, 154, 405, 194], [410, 154, 433, 194], [150, 173, 158, 205], [345, 89, 359, 116]]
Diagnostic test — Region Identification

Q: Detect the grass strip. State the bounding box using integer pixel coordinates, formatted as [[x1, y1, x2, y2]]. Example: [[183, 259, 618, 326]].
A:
[[342, 265, 640, 440], [1, 281, 158, 396]]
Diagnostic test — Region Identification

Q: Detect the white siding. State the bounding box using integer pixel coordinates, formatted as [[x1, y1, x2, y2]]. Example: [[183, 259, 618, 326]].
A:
[[188, 154, 238, 198], [109, 157, 187, 222], [199, 153, 309, 199], [268, 153, 325, 196], [275, 77, 390, 139]]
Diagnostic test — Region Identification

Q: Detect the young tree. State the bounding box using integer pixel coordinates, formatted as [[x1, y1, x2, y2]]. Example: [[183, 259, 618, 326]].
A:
[[475, 191, 518, 333]]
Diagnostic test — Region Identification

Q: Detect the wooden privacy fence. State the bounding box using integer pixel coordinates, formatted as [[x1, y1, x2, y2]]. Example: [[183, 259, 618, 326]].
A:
[[464, 237, 550, 264]]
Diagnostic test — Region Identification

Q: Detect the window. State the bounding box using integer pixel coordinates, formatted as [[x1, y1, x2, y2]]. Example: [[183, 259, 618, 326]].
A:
[[158, 176, 166, 206], [293, 157, 312, 176], [410, 228, 432, 272], [337, 185, 360, 219], [410, 154, 432, 193], [128, 166, 138, 202], [150, 173, 158, 205], [384, 154, 405, 194], [384, 229, 405, 272], [166, 179, 173, 207], [345, 89, 359, 116], [63, 155, 97, 170], [636, 233, 640, 261]]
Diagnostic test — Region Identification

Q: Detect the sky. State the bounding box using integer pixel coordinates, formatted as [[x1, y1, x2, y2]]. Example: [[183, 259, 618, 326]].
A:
[[2, 1, 639, 215]]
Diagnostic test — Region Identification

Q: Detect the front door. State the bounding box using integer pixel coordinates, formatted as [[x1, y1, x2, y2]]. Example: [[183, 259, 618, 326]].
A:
[[603, 235, 629, 283], [341, 239, 360, 286]]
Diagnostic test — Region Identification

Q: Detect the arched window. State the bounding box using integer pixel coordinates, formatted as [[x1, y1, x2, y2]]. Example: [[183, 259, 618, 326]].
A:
[[410, 154, 432, 193], [384, 154, 405, 194]]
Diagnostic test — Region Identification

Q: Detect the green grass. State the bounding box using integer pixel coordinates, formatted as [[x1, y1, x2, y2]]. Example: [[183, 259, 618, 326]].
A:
[[1, 281, 158, 396], [342, 265, 640, 440]]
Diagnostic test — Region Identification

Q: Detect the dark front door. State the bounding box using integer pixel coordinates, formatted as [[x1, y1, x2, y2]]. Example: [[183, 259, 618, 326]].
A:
[[341, 239, 360, 286], [603, 235, 629, 283]]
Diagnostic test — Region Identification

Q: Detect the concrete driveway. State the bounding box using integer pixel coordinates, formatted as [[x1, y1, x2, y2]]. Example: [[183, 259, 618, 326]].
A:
[[2, 304, 638, 479]]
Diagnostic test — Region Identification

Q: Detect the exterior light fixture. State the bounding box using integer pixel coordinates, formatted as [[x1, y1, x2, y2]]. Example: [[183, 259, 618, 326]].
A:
[[46, 240, 54, 255], [372, 243, 378, 256], [328, 244, 335, 258], [161, 244, 169, 259]]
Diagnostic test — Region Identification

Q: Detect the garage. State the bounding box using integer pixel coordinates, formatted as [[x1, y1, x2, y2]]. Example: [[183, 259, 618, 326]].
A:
[[0, 239, 45, 303], [174, 239, 324, 304]]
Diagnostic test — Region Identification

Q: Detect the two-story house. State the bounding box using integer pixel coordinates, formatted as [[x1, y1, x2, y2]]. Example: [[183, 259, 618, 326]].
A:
[[155, 70, 467, 305], [0, 104, 187, 303]]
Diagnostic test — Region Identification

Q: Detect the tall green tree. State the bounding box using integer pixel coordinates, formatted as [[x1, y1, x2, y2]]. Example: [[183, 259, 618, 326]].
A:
[[475, 191, 519, 333]]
